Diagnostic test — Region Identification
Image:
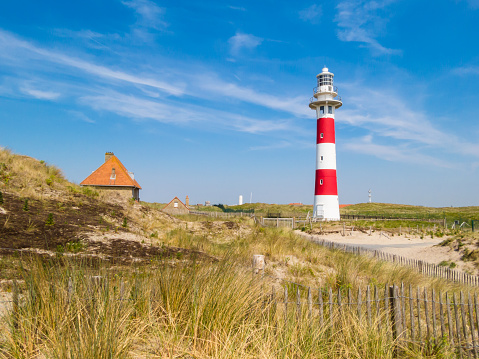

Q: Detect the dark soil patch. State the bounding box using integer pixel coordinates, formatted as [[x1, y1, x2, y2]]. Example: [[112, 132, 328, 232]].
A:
[[0, 192, 125, 250]]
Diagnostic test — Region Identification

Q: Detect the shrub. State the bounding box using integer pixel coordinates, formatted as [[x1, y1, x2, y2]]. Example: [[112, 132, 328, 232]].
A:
[[23, 199, 29, 211], [0, 191, 3, 205], [45, 213, 54, 226], [122, 217, 128, 228]]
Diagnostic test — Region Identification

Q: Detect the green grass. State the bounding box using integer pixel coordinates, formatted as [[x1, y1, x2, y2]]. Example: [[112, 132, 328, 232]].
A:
[[341, 202, 479, 222]]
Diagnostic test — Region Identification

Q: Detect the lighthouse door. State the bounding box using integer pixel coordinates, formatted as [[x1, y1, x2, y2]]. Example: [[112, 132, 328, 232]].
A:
[[316, 205, 324, 219]]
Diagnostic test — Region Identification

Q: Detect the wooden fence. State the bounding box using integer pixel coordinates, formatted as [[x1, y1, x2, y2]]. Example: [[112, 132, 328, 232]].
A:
[[297, 232, 479, 287], [263, 277, 479, 357], [189, 210, 252, 218]]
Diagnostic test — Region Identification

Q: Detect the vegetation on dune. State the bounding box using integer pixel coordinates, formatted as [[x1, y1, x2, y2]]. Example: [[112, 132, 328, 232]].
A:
[[342, 202, 479, 223], [2, 146, 479, 357], [0, 256, 457, 358]]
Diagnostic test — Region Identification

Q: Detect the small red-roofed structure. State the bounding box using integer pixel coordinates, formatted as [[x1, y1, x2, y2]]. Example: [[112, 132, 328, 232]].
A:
[[80, 152, 141, 201], [163, 196, 190, 215]]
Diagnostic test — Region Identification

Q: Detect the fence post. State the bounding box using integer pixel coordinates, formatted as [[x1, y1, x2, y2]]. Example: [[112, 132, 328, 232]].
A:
[[284, 286, 288, 324], [296, 286, 301, 324], [12, 280, 19, 330], [252, 255, 265, 277], [67, 277, 73, 304], [389, 285, 403, 355]]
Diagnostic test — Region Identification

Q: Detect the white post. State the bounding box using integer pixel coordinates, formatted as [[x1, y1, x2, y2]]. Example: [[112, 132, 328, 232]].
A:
[[252, 255, 265, 277]]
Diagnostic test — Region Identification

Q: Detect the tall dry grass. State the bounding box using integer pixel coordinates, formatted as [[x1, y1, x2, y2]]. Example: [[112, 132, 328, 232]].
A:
[[1, 256, 446, 358]]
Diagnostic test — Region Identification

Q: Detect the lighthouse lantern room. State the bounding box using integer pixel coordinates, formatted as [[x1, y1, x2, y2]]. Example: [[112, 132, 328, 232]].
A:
[[309, 67, 342, 220]]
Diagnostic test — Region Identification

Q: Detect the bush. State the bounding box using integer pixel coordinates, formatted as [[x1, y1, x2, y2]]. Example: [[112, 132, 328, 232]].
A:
[[45, 213, 54, 226], [23, 199, 29, 211]]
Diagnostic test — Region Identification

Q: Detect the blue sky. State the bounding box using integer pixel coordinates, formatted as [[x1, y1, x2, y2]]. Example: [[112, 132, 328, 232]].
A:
[[1, 0, 479, 207]]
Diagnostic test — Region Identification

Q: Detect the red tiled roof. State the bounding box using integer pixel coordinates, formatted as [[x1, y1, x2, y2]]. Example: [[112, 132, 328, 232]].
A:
[[339, 204, 352, 208], [80, 155, 141, 189]]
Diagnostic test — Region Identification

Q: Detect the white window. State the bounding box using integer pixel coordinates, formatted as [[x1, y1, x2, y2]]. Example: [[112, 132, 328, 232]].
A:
[[320, 179, 323, 185], [174, 201, 178, 208], [328, 106, 333, 114], [320, 133, 324, 139], [320, 106, 324, 115]]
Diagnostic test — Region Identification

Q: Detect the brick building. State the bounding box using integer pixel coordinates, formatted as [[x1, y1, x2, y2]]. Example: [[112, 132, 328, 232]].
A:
[[80, 152, 141, 200], [163, 196, 190, 215]]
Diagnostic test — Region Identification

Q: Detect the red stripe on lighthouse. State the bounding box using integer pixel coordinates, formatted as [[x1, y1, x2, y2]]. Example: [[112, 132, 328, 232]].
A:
[[317, 117, 336, 144], [315, 169, 338, 195]]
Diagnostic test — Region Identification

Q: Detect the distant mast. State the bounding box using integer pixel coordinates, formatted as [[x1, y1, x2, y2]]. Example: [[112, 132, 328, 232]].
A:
[[308, 67, 342, 220], [368, 189, 372, 203]]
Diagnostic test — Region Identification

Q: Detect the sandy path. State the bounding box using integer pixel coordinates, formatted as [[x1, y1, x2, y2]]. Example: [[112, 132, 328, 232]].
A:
[[297, 230, 470, 273]]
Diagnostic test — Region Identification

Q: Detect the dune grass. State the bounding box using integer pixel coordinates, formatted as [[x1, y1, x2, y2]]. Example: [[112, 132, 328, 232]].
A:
[[0, 256, 454, 358]]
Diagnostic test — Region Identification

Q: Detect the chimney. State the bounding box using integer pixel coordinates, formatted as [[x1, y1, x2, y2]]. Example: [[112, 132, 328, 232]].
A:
[[185, 195, 189, 207], [105, 152, 114, 162]]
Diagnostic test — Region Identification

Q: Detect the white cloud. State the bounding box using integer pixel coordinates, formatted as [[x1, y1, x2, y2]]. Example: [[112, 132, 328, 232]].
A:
[[343, 134, 454, 168], [249, 141, 291, 151], [122, 0, 168, 30], [299, 4, 322, 24], [462, 0, 479, 9], [452, 65, 479, 75], [20, 87, 60, 100], [68, 110, 95, 123], [80, 91, 294, 134], [228, 32, 263, 56], [335, 0, 400, 55], [339, 83, 479, 163], [196, 74, 310, 118], [0, 30, 184, 96], [229, 5, 246, 11]]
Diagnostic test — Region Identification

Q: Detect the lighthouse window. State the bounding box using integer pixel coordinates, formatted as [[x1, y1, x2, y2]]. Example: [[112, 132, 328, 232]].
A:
[[320, 179, 323, 185], [320, 106, 324, 114], [320, 133, 324, 139], [320, 156, 324, 161], [328, 106, 333, 114]]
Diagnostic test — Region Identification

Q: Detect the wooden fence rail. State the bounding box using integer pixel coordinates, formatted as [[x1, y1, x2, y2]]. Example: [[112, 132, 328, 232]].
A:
[[189, 210, 253, 218], [296, 232, 479, 287]]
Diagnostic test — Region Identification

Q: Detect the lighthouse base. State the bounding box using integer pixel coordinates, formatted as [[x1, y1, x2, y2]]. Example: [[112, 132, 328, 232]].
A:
[[313, 195, 340, 221]]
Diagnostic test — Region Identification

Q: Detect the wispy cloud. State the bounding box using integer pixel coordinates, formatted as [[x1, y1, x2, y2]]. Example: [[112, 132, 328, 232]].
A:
[[80, 91, 294, 134], [452, 65, 479, 75], [299, 4, 322, 24], [229, 5, 246, 11], [20, 86, 60, 100], [68, 110, 95, 123], [335, 0, 400, 55], [196, 74, 309, 118], [249, 140, 291, 151], [339, 83, 479, 165], [228, 32, 263, 56], [122, 0, 168, 30], [343, 134, 454, 168], [461, 0, 479, 9], [0, 30, 184, 96]]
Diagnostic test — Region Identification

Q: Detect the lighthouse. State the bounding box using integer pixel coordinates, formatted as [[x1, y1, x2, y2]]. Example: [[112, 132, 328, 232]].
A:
[[309, 67, 342, 220]]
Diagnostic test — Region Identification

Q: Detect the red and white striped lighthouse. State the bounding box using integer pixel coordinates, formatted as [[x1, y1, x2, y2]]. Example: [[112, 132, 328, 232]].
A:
[[309, 67, 342, 220]]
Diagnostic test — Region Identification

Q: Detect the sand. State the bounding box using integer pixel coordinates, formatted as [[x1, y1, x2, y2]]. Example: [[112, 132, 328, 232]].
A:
[[297, 229, 472, 273]]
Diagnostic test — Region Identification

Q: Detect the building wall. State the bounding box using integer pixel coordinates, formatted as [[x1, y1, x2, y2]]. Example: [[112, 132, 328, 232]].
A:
[[84, 186, 140, 201], [163, 199, 190, 215]]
